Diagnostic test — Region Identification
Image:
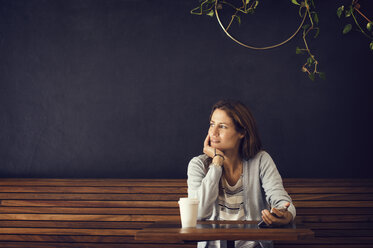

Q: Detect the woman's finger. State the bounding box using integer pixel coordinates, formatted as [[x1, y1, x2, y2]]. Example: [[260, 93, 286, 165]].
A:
[[263, 210, 277, 223], [271, 208, 284, 218], [203, 134, 210, 147], [261, 210, 272, 225]]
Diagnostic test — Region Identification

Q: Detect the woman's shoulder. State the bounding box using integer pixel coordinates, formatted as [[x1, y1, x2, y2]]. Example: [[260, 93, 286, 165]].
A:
[[189, 154, 210, 165], [245, 150, 276, 170], [249, 150, 272, 162], [187, 154, 210, 174]]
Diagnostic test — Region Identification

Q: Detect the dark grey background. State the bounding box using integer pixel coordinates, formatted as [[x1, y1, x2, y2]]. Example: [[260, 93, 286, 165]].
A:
[[1, 0, 372, 178]]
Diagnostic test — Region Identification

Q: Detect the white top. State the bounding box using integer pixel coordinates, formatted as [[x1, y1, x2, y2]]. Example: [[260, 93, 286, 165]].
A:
[[207, 175, 257, 248], [218, 175, 245, 220]]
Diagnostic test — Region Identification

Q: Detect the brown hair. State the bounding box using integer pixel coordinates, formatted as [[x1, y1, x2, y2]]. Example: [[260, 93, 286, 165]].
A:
[[210, 100, 262, 160]]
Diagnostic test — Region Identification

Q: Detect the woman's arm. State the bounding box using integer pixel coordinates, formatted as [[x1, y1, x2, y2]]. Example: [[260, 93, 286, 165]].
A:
[[187, 156, 222, 220], [259, 152, 296, 225]]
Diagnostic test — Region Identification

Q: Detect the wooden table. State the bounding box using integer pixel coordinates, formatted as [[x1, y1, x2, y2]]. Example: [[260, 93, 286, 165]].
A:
[[135, 220, 314, 248]]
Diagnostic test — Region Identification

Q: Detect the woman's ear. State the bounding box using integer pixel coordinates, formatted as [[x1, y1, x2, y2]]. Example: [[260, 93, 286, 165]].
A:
[[239, 132, 245, 139]]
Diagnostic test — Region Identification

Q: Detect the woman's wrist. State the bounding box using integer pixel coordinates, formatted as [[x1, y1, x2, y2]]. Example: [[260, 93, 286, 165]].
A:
[[212, 155, 224, 166]]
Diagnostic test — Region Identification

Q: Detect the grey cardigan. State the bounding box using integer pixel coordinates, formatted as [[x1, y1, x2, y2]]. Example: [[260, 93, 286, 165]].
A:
[[187, 151, 296, 248]]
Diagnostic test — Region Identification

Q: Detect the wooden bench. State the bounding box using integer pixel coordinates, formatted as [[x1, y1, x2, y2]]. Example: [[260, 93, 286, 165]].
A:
[[0, 178, 372, 247]]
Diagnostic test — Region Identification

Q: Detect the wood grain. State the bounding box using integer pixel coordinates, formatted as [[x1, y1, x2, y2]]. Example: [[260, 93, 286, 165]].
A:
[[0, 178, 372, 247]]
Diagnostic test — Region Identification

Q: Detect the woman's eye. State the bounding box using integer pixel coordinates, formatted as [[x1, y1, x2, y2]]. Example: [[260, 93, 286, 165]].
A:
[[219, 125, 227, 129], [210, 123, 215, 127]]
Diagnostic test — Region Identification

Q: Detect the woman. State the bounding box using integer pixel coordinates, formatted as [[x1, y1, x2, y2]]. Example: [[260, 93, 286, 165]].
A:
[[187, 100, 295, 248]]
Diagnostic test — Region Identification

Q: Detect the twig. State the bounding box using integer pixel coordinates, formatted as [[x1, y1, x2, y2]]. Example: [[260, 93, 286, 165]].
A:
[[354, 7, 372, 23]]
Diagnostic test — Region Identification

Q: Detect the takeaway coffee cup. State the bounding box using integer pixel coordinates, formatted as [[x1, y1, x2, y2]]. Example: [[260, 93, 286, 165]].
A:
[[178, 198, 199, 228]]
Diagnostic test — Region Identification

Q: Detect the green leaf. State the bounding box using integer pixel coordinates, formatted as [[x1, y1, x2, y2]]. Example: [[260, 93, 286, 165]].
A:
[[298, 6, 304, 17], [343, 24, 352, 34], [367, 22, 373, 32], [253, 0, 259, 9], [337, 6, 344, 18], [207, 10, 214, 17], [307, 57, 314, 66], [318, 72, 326, 80], [308, 73, 315, 81], [296, 47, 303, 54], [291, 0, 300, 6], [313, 13, 319, 25], [370, 41, 373, 51], [345, 6, 353, 17], [246, 0, 250, 4]]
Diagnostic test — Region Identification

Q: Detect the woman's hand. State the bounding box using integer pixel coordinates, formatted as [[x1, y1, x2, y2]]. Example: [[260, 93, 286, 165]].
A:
[[261, 202, 293, 226], [203, 134, 225, 166]]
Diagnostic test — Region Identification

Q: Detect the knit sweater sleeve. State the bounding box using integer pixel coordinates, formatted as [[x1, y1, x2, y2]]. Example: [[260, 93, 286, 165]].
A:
[[259, 152, 296, 220], [187, 155, 222, 220]]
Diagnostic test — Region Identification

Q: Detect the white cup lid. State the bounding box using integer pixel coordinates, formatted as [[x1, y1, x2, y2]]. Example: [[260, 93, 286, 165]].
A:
[[178, 198, 199, 204]]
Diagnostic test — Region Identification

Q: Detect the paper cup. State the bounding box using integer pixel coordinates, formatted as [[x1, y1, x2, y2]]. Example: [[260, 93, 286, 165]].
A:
[[178, 198, 199, 228]]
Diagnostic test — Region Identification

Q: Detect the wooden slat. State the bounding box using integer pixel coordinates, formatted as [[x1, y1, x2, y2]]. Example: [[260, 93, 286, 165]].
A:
[[276, 245, 373, 248], [2, 186, 373, 194], [0, 221, 152, 228], [1, 178, 372, 187], [286, 187, 373, 194], [276, 236, 373, 244], [0, 186, 187, 194], [0, 235, 135, 243], [0, 193, 187, 200], [4, 193, 372, 202], [0, 227, 135, 236], [0, 207, 179, 214], [0, 242, 195, 248], [283, 178, 373, 187], [0, 214, 180, 221], [290, 193, 373, 201], [293, 201, 373, 208], [315, 229, 373, 237], [0, 179, 188, 187], [297, 208, 373, 215], [3, 200, 372, 208], [297, 215, 373, 223], [302, 222, 373, 229], [0, 235, 188, 243], [1, 200, 178, 208]]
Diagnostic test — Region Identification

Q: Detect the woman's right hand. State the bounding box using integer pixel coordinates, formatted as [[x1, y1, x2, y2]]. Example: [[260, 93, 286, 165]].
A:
[[203, 134, 225, 166]]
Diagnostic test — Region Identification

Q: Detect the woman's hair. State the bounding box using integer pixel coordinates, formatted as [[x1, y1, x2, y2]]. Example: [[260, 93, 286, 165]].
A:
[[210, 100, 262, 160]]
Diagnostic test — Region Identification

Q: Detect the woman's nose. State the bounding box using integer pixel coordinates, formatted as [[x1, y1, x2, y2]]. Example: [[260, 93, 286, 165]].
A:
[[211, 126, 219, 136]]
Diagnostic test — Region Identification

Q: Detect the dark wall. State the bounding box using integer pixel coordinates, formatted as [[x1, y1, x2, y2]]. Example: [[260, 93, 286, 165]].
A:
[[1, 0, 372, 178]]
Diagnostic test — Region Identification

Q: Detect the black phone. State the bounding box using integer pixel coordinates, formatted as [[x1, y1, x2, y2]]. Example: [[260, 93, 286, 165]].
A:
[[257, 219, 269, 228]]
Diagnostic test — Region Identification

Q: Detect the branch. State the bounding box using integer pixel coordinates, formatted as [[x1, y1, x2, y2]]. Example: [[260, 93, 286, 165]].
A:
[[354, 7, 372, 23]]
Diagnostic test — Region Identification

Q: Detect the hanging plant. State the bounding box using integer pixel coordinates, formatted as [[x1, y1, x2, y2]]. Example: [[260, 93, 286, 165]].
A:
[[337, 0, 373, 51], [191, 0, 324, 81]]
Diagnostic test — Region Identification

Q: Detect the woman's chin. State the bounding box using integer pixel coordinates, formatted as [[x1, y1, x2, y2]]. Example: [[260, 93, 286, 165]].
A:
[[211, 144, 222, 149]]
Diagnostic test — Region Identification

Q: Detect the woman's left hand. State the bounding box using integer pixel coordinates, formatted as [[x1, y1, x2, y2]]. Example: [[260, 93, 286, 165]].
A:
[[261, 202, 293, 226]]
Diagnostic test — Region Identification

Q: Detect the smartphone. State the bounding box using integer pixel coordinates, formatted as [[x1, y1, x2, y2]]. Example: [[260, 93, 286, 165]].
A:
[[257, 207, 288, 228]]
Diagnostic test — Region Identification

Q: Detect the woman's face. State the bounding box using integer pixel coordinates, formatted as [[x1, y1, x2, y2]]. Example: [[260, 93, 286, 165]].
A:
[[209, 109, 244, 153]]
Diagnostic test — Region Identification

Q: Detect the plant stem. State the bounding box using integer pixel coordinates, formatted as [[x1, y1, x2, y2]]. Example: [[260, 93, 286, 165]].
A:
[[302, 2, 319, 74], [354, 7, 372, 23], [351, 12, 373, 40], [226, 10, 239, 31]]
